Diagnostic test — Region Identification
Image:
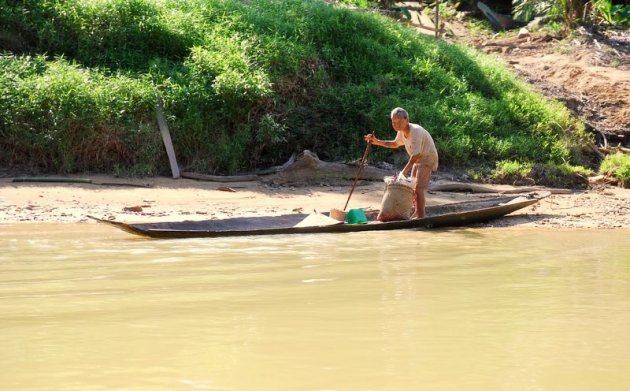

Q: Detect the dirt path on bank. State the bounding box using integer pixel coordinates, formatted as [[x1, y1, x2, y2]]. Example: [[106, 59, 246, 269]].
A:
[[470, 28, 630, 143], [402, 2, 629, 146]]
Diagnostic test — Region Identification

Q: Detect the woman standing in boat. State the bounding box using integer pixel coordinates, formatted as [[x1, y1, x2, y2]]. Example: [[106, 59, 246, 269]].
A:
[[364, 107, 438, 219]]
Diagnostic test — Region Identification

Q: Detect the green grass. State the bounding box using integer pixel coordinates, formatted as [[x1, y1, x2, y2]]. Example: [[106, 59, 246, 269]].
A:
[[485, 159, 593, 188], [491, 160, 534, 185], [0, 0, 593, 182], [600, 153, 630, 187]]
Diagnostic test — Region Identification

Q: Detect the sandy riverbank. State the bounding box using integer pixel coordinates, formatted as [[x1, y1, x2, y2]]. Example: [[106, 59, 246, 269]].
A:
[[1, 175, 629, 229]]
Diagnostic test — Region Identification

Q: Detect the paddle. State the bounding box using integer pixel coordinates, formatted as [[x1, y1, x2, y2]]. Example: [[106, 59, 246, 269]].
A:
[[343, 141, 372, 211]]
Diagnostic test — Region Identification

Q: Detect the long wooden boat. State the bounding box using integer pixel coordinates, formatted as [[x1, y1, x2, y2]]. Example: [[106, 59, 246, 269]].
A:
[[90, 192, 548, 239]]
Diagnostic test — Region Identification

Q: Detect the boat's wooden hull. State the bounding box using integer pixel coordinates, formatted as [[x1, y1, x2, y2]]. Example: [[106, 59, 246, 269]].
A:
[[90, 193, 546, 239]]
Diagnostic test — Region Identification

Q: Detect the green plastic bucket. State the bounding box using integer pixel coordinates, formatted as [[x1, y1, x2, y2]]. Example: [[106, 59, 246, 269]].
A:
[[346, 208, 368, 224]]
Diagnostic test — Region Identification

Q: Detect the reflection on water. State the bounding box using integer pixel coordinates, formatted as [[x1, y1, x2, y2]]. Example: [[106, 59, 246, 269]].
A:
[[1, 224, 629, 390]]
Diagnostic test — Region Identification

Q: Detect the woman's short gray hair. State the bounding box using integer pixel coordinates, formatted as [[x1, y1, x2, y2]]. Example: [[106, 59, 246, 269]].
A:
[[390, 107, 409, 120]]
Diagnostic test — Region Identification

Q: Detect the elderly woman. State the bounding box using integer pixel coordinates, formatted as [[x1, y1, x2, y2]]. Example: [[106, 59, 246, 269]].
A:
[[364, 107, 438, 219]]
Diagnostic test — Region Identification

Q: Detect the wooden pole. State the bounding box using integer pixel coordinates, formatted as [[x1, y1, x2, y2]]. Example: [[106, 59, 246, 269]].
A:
[[435, 0, 440, 38], [155, 95, 180, 179], [343, 143, 371, 211]]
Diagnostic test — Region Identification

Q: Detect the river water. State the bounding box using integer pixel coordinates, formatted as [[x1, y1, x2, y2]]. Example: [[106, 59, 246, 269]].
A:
[[1, 224, 629, 391]]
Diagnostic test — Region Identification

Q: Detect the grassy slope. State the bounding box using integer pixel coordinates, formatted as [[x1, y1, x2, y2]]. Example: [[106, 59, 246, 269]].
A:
[[0, 0, 593, 183]]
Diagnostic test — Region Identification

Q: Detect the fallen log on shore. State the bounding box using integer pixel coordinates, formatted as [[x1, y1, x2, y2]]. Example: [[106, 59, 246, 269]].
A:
[[264, 150, 393, 185], [181, 172, 260, 182], [181, 150, 392, 184], [429, 181, 572, 194]]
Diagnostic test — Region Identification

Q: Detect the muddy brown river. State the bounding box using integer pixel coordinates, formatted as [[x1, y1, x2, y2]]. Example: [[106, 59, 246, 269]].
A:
[[1, 224, 629, 390]]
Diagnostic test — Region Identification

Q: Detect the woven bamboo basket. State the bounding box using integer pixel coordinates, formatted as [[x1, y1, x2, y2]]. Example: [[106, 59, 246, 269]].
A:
[[377, 182, 414, 222]]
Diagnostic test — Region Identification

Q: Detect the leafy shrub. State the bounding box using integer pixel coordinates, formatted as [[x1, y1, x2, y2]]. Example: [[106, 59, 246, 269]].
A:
[[600, 153, 630, 187], [591, 0, 630, 28]]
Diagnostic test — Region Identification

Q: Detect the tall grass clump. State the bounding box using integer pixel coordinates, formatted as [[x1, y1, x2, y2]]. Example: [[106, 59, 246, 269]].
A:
[[1, 0, 593, 180], [491, 159, 593, 188], [0, 54, 159, 174], [600, 153, 630, 187]]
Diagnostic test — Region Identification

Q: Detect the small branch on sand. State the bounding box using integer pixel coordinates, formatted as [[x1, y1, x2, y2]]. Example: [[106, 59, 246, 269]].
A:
[[589, 144, 606, 159], [598, 145, 630, 155]]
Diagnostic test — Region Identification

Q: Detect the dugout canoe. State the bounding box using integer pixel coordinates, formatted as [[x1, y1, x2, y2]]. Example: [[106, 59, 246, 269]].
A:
[[89, 192, 548, 239]]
